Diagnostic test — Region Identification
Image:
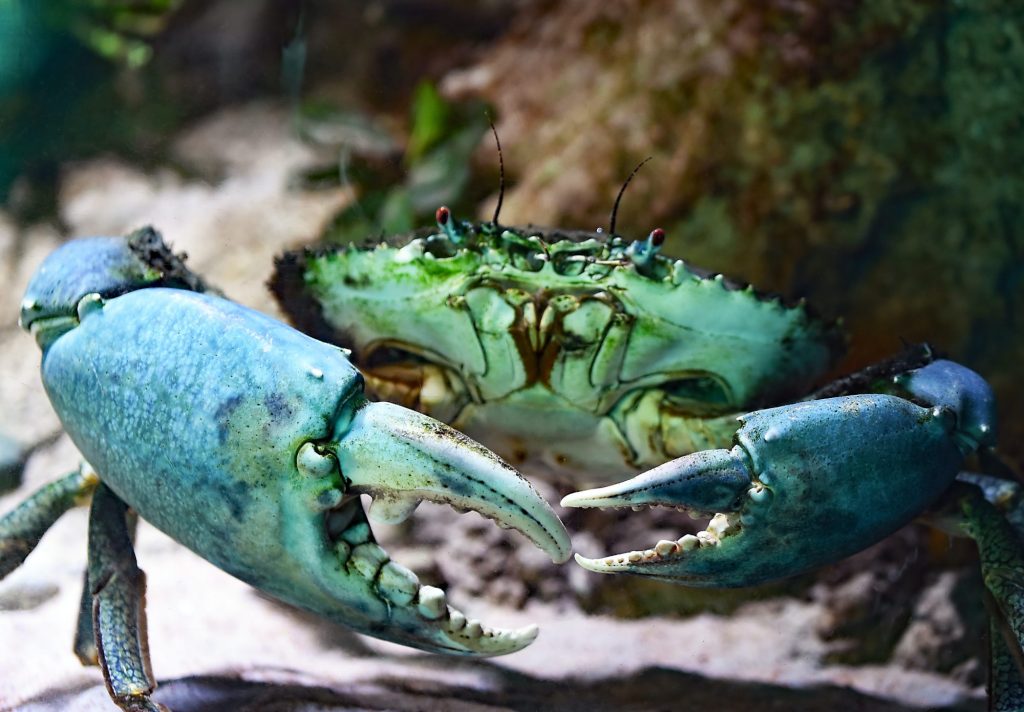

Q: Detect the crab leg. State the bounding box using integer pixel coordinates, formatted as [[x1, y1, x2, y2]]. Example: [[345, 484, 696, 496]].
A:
[[76, 508, 139, 666], [957, 487, 1024, 654], [929, 478, 1024, 706], [74, 567, 99, 665], [991, 616, 1024, 712], [87, 483, 166, 712], [922, 475, 1024, 710], [0, 464, 97, 579], [0, 432, 25, 493]]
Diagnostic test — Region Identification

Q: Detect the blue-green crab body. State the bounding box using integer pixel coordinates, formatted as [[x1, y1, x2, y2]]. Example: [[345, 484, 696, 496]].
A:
[[564, 359, 994, 587], [23, 237, 570, 657], [272, 215, 843, 483]]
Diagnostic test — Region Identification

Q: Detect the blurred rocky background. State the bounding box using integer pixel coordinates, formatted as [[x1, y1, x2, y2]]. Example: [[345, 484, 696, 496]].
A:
[[2, 0, 1020, 709]]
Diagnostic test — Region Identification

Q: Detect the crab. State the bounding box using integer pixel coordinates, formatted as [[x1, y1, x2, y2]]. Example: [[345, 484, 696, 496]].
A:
[[272, 205, 1024, 709], [0, 228, 571, 712]]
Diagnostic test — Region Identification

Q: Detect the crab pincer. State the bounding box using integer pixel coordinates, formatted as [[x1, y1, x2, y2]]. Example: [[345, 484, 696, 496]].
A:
[[563, 359, 994, 587]]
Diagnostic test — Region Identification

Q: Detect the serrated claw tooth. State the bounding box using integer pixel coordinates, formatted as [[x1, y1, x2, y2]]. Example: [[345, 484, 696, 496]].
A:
[[679, 534, 699, 550], [350, 543, 389, 579], [706, 512, 741, 538], [367, 496, 422, 524], [696, 531, 718, 547], [655, 540, 677, 556], [447, 607, 467, 631], [378, 561, 419, 606], [465, 619, 483, 639], [417, 585, 446, 620]]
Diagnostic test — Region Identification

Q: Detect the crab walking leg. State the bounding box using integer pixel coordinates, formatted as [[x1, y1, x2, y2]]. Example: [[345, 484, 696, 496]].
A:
[[949, 481, 1024, 708], [0, 464, 98, 578], [955, 484, 1024, 652], [74, 567, 99, 665], [990, 616, 1024, 712], [76, 509, 139, 666], [87, 483, 166, 712], [923, 474, 1024, 710]]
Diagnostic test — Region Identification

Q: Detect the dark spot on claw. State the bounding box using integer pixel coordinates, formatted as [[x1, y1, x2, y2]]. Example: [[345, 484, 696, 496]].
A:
[[214, 480, 251, 522], [264, 392, 295, 421], [214, 394, 244, 444], [650, 228, 665, 246], [127, 226, 213, 294], [436, 206, 450, 225]]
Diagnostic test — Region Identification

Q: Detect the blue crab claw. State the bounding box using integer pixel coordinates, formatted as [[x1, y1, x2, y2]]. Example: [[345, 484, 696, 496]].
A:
[[564, 393, 966, 587], [27, 250, 570, 660], [284, 400, 572, 658], [337, 400, 572, 564]]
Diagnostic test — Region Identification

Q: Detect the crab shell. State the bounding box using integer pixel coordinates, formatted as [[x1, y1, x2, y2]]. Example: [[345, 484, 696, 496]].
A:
[[273, 217, 843, 484]]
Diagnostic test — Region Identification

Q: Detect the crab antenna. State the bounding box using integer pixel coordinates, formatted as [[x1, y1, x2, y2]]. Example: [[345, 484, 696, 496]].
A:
[[488, 112, 505, 226], [609, 156, 653, 237]]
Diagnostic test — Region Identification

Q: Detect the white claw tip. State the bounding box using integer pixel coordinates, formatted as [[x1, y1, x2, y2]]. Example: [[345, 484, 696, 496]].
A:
[[517, 624, 539, 645], [573, 553, 615, 574], [560, 492, 581, 508]]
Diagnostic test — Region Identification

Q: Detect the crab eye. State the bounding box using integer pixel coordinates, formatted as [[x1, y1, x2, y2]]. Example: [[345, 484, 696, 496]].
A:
[[361, 344, 469, 423], [422, 235, 459, 258]]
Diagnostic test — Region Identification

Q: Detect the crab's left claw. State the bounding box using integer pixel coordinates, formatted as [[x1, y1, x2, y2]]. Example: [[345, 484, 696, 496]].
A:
[[565, 391, 968, 587], [288, 399, 571, 657], [337, 400, 571, 564]]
